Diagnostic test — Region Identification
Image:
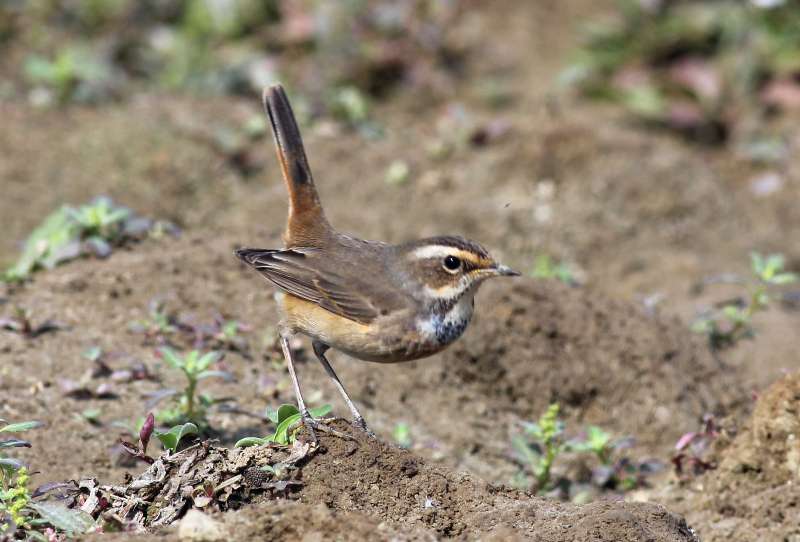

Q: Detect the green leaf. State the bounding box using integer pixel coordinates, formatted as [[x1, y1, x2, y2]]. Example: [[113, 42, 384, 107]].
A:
[[0, 421, 43, 433], [195, 351, 221, 372], [751, 252, 766, 276], [82, 346, 103, 362], [769, 272, 798, 285], [691, 318, 713, 334], [155, 422, 199, 452], [621, 85, 666, 119], [276, 404, 300, 424], [722, 305, 747, 322], [28, 502, 96, 535], [272, 413, 302, 445], [265, 404, 331, 445], [196, 370, 233, 381], [158, 347, 184, 370], [234, 436, 269, 448], [764, 254, 785, 279], [265, 406, 279, 424], [307, 404, 332, 418]]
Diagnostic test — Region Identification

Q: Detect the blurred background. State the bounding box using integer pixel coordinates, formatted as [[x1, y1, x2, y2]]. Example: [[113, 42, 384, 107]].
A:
[[1, 1, 800, 537], [2, 0, 800, 270]]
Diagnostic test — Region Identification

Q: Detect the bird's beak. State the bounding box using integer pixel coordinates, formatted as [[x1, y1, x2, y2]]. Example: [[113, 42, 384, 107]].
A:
[[493, 263, 521, 277]]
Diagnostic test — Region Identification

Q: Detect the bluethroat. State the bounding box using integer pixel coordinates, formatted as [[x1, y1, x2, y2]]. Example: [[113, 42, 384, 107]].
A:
[[236, 84, 519, 438]]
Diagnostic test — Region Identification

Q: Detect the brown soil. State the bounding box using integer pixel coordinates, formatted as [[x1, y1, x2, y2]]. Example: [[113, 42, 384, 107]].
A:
[[91, 424, 697, 542], [2, 0, 800, 540], [656, 372, 800, 542]]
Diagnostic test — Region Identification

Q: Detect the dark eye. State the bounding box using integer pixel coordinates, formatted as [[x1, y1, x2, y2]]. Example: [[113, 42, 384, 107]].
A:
[[443, 255, 462, 272]]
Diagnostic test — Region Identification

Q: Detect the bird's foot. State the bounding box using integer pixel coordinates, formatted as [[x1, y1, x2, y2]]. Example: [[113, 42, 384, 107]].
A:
[[353, 416, 376, 439], [293, 412, 355, 444]]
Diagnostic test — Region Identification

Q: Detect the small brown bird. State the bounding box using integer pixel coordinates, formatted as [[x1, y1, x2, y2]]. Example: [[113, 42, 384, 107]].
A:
[[236, 84, 518, 437]]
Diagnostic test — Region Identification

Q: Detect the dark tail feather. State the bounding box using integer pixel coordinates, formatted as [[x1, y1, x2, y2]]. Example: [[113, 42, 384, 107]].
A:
[[263, 85, 329, 246]]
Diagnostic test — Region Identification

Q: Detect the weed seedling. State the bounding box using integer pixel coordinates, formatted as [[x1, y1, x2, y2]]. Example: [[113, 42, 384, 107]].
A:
[[3, 197, 176, 282], [0, 306, 61, 338], [393, 423, 412, 449], [512, 407, 660, 499], [152, 348, 232, 427], [235, 403, 332, 447], [512, 403, 566, 492], [692, 253, 798, 351], [672, 414, 718, 480], [531, 255, 577, 285], [128, 300, 179, 344], [0, 419, 94, 537]]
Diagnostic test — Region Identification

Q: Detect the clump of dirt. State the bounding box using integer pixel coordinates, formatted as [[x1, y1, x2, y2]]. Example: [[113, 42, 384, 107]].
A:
[[662, 372, 800, 541], [86, 423, 698, 541]]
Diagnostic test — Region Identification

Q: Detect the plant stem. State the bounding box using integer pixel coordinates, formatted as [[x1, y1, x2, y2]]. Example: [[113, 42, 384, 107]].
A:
[[185, 377, 196, 421]]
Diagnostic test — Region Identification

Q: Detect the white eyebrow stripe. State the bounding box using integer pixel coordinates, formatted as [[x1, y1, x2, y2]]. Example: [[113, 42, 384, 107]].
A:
[[411, 245, 466, 260]]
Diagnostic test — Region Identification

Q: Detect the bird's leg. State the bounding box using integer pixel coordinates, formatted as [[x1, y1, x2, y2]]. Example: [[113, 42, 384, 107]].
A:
[[312, 341, 374, 437], [279, 334, 352, 442]]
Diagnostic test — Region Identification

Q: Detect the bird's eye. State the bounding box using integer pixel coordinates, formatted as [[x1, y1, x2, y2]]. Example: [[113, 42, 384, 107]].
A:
[[443, 255, 462, 273]]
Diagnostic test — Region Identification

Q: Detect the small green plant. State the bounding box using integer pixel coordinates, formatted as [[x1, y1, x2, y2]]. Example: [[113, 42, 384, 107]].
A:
[[0, 420, 37, 534], [393, 423, 412, 449], [1, 419, 94, 537], [0, 419, 43, 482], [24, 46, 113, 104], [65, 196, 130, 240], [155, 423, 199, 452], [512, 403, 566, 492], [3, 197, 174, 282], [235, 403, 332, 447], [128, 300, 179, 343], [692, 252, 798, 350], [0, 306, 61, 339], [0, 466, 32, 532], [153, 348, 231, 427], [512, 406, 659, 499], [531, 255, 577, 285]]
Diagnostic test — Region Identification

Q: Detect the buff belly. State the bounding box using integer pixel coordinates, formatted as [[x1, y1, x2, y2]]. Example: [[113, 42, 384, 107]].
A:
[[277, 293, 449, 363]]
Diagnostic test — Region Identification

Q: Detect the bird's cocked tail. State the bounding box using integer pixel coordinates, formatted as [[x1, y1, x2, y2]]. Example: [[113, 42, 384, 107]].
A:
[[263, 84, 330, 247]]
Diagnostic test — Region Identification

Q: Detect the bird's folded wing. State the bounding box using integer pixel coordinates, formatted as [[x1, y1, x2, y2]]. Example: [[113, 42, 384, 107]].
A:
[[235, 248, 407, 325]]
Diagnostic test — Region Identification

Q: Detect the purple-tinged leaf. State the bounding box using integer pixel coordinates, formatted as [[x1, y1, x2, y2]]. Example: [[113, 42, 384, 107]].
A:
[[85, 237, 112, 258], [95, 383, 116, 398], [0, 439, 31, 449], [591, 465, 615, 487], [140, 413, 155, 453], [675, 432, 696, 451], [118, 440, 154, 465], [668, 57, 720, 102], [122, 216, 152, 237]]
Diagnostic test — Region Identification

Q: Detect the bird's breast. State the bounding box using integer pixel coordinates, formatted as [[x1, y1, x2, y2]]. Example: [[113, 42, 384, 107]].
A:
[[415, 295, 475, 347], [276, 292, 473, 363]]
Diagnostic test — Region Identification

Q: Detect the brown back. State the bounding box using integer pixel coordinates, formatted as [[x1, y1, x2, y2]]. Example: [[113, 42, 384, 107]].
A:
[[263, 85, 331, 247]]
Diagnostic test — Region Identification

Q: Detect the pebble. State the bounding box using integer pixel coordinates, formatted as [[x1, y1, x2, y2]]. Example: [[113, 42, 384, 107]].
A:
[[178, 509, 226, 542]]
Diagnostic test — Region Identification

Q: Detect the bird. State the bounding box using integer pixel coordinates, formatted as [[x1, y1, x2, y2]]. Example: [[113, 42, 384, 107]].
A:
[[236, 84, 519, 439]]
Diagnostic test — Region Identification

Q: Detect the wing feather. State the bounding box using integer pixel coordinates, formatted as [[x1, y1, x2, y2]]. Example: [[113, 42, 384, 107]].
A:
[[235, 247, 399, 324]]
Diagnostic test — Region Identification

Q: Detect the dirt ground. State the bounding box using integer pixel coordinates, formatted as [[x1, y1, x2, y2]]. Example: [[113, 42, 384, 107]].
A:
[[2, 0, 800, 540]]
